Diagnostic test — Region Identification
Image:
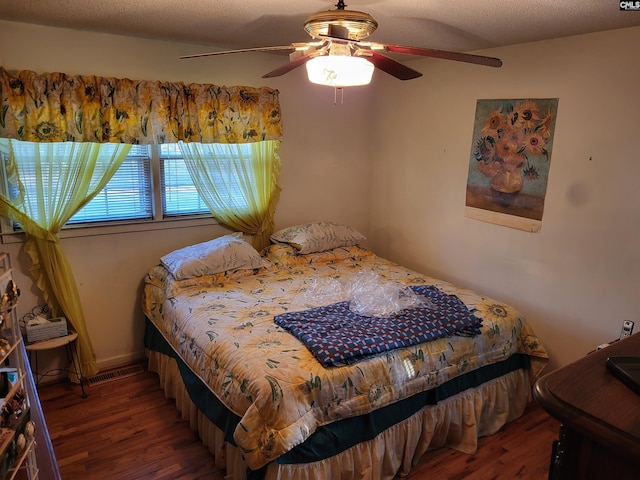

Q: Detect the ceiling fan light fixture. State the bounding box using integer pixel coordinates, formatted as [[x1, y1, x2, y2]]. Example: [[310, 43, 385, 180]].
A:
[[306, 55, 374, 87]]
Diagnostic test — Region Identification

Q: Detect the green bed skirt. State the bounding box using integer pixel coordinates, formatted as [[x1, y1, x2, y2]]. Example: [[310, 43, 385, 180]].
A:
[[144, 317, 530, 468]]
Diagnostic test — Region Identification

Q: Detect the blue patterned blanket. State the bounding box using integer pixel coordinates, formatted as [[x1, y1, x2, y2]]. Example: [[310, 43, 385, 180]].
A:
[[274, 285, 482, 367]]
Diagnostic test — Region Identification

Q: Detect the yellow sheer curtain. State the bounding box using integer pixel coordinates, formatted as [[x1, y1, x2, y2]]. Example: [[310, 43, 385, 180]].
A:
[[178, 140, 281, 249], [0, 139, 131, 378]]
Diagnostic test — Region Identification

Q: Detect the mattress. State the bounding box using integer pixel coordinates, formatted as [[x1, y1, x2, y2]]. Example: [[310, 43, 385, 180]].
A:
[[141, 243, 548, 474]]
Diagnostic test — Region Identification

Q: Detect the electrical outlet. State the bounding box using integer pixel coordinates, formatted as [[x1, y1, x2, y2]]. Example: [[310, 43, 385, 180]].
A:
[[619, 320, 634, 339]]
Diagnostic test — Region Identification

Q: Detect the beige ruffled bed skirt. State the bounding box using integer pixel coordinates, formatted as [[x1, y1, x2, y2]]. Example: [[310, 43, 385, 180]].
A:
[[147, 350, 531, 480]]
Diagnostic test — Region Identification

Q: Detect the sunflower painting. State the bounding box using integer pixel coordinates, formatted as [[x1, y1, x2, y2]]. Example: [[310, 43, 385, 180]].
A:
[[465, 98, 559, 232]]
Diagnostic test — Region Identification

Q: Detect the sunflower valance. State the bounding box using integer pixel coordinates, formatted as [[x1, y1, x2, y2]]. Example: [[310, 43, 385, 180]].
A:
[[0, 67, 282, 144]]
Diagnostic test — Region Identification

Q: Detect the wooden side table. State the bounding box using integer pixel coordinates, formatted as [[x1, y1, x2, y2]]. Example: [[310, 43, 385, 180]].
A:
[[534, 333, 640, 479], [25, 331, 87, 398]]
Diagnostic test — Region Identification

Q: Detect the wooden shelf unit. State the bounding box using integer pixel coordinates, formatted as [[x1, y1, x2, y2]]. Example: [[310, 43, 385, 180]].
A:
[[0, 253, 59, 480]]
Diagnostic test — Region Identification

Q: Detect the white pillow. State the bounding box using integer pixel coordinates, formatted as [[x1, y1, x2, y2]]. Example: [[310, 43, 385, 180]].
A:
[[270, 222, 366, 254], [161, 232, 262, 280]]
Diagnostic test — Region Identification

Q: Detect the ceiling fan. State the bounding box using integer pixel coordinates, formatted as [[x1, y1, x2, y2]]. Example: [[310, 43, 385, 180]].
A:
[[180, 1, 502, 87]]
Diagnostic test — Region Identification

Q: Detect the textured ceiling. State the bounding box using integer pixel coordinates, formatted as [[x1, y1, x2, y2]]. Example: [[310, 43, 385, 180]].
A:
[[1, 0, 639, 56]]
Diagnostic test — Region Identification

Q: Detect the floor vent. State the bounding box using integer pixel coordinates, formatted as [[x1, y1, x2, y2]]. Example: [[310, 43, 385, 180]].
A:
[[85, 363, 146, 386]]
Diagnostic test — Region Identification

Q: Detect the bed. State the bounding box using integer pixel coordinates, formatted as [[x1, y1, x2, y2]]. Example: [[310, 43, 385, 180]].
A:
[[141, 223, 548, 480]]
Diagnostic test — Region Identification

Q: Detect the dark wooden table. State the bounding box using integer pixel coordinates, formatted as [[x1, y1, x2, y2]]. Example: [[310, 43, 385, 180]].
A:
[[534, 333, 640, 479]]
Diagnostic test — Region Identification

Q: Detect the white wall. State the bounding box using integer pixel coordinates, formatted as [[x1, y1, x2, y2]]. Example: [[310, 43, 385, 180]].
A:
[[0, 20, 374, 371], [369, 27, 640, 370]]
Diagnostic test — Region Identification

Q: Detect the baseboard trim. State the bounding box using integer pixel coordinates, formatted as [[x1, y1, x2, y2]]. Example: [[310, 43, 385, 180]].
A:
[[96, 350, 147, 372]]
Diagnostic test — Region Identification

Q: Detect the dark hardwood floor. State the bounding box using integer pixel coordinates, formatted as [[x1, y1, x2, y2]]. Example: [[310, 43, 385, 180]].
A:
[[37, 363, 559, 479]]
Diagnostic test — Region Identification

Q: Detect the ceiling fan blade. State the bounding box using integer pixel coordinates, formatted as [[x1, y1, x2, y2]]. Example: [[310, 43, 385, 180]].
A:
[[180, 45, 295, 59], [262, 51, 322, 78], [381, 44, 502, 68], [365, 52, 423, 80]]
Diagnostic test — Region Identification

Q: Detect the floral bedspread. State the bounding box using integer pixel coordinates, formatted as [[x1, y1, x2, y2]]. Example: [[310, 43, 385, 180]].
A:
[[141, 244, 548, 470]]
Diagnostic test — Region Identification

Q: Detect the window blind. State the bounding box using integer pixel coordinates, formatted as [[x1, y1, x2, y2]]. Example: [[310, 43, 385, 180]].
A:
[[70, 144, 152, 224], [160, 143, 210, 217]]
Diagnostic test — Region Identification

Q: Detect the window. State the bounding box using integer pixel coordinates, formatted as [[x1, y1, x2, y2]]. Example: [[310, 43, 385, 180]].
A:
[[166, 142, 256, 216], [1, 142, 243, 232], [1, 140, 266, 240], [70, 144, 153, 224], [160, 143, 211, 217]]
